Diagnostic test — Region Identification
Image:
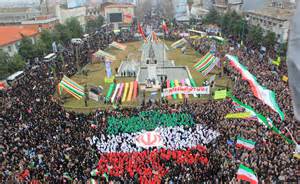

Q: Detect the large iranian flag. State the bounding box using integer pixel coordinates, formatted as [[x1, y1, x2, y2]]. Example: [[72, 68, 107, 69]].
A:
[[236, 164, 258, 184], [226, 54, 284, 121]]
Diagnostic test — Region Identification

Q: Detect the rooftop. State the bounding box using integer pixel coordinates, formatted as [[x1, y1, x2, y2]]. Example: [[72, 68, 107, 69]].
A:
[[247, 7, 295, 21], [0, 25, 40, 47], [105, 3, 135, 9]]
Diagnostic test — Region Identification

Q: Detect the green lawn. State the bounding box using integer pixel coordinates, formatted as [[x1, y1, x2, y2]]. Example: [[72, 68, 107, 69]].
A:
[[62, 40, 230, 112]]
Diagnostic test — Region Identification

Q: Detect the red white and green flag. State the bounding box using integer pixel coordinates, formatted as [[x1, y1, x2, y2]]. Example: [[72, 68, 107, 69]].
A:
[[228, 94, 294, 144], [59, 76, 85, 100], [162, 20, 169, 33], [236, 137, 256, 150], [236, 164, 258, 184], [194, 52, 219, 76], [91, 116, 219, 183], [226, 54, 284, 121], [137, 22, 146, 41]]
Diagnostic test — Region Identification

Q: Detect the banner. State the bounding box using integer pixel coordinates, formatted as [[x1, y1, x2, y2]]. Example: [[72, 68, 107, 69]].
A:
[[109, 42, 127, 51], [225, 112, 252, 119], [104, 76, 115, 84], [214, 90, 227, 100], [161, 86, 210, 97], [226, 55, 284, 121], [94, 50, 116, 60], [105, 61, 112, 78], [171, 38, 187, 49], [228, 93, 294, 144]]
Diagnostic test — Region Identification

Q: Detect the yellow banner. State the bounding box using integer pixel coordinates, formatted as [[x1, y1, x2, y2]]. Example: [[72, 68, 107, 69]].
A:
[[272, 57, 281, 66], [225, 112, 252, 119], [282, 75, 288, 82], [104, 76, 115, 84], [294, 153, 300, 160], [214, 90, 227, 100]]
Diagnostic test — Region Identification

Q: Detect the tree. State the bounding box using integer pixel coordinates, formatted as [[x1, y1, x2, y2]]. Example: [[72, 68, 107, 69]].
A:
[[86, 15, 104, 33], [219, 11, 245, 40], [0, 50, 25, 79], [34, 39, 47, 57], [203, 8, 220, 25], [263, 31, 276, 49], [8, 54, 25, 72], [53, 23, 72, 44], [65, 18, 83, 38], [0, 50, 9, 79], [247, 26, 264, 47], [40, 29, 53, 51], [18, 37, 37, 60]]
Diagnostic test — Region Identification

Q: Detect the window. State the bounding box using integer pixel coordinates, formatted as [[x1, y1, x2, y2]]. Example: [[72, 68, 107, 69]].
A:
[[279, 24, 283, 28], [8, 46, 12, 52]]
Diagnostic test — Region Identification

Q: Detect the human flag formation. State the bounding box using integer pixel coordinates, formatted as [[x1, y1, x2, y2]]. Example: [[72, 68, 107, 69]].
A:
[[236, 164, 258, 184], [236, 137, 256, 150], [89, 110, 219, 183], [226, 54, 284, 121], [194, 52, 219, 76], [58, 76, 85, 100]]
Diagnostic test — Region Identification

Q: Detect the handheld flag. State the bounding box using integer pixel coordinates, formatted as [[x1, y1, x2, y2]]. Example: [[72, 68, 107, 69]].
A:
[[162, 20, 169, 33], [236, 164, 258, 184], [138, 23, 146, 41]]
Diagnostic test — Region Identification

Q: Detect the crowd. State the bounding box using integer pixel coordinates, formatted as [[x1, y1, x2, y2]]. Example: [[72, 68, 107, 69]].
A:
[[0, 9, 299, 184]]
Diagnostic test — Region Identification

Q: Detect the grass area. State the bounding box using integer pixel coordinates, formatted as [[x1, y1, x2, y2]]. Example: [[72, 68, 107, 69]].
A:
[[63, 40, 230, 113], [63, 41, 142, 111]]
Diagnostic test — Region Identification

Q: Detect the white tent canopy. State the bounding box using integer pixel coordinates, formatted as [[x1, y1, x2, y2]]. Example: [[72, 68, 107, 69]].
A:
[[94, 50, 116, 61]]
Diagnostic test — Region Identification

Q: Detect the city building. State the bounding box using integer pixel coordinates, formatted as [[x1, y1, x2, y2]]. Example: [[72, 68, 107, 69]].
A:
[[0, 7, 41, 24], [55, 4, 86, 28], [103, 3, 135, 26], [213, 0, 244, 14], [246, 0, 296, 43], [0, 25, 40, 56], [173, 0, 189, 21], [86, 5, 101, 20], [191, 0, 209, 19], [21, 15, 59, 30]]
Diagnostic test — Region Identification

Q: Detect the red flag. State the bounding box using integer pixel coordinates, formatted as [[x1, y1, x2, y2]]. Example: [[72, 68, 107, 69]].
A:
[[137, 23, 146, 41], [162, 20, 168, 33]]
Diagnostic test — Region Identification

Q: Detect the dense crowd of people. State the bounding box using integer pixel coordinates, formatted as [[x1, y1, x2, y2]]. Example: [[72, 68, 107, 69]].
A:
[[0, 9, 299, 184]]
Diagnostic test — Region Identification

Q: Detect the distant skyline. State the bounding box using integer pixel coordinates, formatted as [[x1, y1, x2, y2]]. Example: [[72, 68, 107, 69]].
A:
[[0, 0, 270, 10]]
